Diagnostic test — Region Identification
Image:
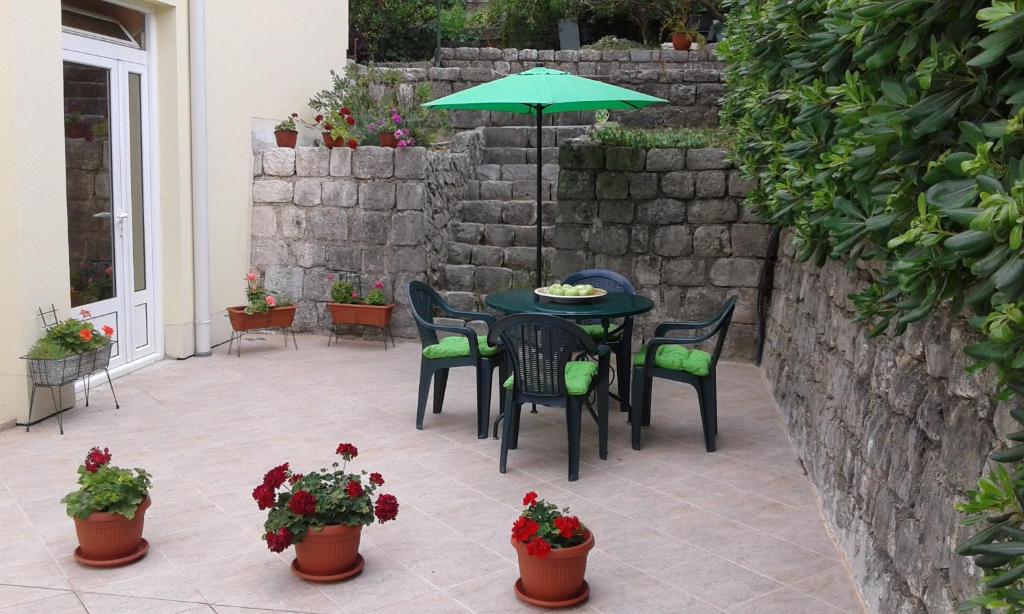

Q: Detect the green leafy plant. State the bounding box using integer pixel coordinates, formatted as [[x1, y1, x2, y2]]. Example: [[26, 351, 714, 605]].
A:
[[273, 113, 299, 133], [582, 35, 649, 51], [330, 280, 359, 304], [364, 280, 388, 306], [350, 0, 467, 62], [592, 126, 730, 149], [61, 447, 151, 520], [252, 443, 399, 553], [474, 0, 576, 49], [718, 0, 1024, 607], [244, 272, 292, 315], [27, 310, 114, 360], [511, 491, 588, 558]]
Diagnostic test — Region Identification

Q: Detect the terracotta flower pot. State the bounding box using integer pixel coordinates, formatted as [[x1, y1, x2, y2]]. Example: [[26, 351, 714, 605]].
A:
[[513, 530, 594, 603], [322, 131, 344, 148], [294, 524, 362, 577], [328, 303, 394, 328], [671, 32, 693, 50], [227, 305, 297, 332], [74, 496, 150, 562], [378, 132, 397, 148], [274, 130, 298, 148]]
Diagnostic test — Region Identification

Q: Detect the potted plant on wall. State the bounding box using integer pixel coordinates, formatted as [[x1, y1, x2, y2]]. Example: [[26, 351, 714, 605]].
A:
[[317, 108, 360, 150], [662, 3, 704, 51], [367, 109, 416, 148], [62, 447, 152, 568], [273, 113, 300, 148], [327, 278, 395, 329], [227, 272, 297, 332], [511, 492, 593, 608], [253, 442, 399, 581]]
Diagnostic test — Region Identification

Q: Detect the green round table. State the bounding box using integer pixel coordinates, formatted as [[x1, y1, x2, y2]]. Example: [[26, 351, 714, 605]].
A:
[[485, 288, 654, 321]]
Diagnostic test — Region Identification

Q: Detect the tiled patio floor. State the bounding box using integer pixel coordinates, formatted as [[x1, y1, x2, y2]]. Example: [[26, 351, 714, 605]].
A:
[[0, 334, 865, 614]]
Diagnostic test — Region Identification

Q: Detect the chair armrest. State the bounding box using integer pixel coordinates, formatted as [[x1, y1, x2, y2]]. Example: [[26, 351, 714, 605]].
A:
[[439, 306, 497, 326], [654, 318, 718, 337]]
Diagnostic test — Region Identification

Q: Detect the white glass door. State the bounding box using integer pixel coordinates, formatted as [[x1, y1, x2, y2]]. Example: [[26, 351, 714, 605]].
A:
[[63, 36, 155, 368]]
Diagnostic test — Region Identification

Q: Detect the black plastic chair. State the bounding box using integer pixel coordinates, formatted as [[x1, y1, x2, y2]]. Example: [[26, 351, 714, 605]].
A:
[[489, 314, 610, 481], [408, 281, 502, 439], [563, 269, 637, 413], [629, 297, 737, 453]]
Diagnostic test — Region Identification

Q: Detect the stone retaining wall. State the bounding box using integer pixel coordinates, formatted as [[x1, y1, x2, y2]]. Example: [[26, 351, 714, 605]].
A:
[[552, 138, 766, 360], [381, 45, 723, 130], [763, 240, 1013, 613]]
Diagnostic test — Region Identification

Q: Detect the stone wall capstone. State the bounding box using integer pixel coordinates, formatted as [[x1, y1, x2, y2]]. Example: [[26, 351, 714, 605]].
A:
[[763, 236, 1018, 613], [552, 138, 766, 360]]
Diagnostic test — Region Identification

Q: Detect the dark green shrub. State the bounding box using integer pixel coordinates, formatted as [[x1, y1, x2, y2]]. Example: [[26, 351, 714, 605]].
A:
[[719, 0, 1023, 608], [350, 0, 467, 61]]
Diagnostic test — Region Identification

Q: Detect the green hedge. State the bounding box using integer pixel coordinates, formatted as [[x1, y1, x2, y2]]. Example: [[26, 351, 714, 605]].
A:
[[718, 0, 1023, 608]]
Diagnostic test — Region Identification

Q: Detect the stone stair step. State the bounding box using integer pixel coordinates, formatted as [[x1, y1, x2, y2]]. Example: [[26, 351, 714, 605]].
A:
[[457, 200, 556, 226], [481, 147, 559, 165]]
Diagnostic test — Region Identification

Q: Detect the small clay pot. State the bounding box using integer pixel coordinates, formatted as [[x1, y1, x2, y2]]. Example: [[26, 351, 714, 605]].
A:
[[274, 130, 298, 148], [73, 496, 151, 562], [671, 32, 693, 50], [378, 132, 398, 148], [513, 530, 594, 604], [322, 131, 344, 148], [294, 524, 362, 577]]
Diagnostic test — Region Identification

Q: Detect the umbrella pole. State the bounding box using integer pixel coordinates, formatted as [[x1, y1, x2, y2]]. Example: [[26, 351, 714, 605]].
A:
[[535, 106, 544, 288]]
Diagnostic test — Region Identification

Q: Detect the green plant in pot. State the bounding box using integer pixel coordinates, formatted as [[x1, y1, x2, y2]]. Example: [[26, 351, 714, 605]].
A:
[[25, 311, 115, 388], [273, 113, 299, 148], [662, 10, 703, 51], [511, 491, 594, 607], [327, 276, 396, 332], [227, 272, 296, 333], [62, 446, 152, 567]]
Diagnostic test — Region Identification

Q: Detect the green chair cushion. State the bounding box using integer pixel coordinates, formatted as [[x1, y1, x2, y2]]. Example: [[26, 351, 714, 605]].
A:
[[578, 323, 623, 341], [502, 361, 599, 396], [422, 335, 500, 359], [633, 344, 712, 377]]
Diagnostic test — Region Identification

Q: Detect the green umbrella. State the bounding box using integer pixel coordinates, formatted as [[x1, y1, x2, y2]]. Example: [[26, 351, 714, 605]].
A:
[[423, 67, 667, 287]]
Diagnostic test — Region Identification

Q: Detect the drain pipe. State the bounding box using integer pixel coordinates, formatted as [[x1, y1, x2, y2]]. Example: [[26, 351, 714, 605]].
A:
[[188, 0, 211, 356]]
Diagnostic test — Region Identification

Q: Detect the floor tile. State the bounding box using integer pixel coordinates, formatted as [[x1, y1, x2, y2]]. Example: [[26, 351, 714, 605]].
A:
[[655, 554, 781, 609], [726, 586, 845, 613]]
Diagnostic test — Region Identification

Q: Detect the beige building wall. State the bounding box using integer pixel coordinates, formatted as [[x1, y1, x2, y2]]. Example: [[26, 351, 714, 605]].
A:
[[0, 0, 348, 428]]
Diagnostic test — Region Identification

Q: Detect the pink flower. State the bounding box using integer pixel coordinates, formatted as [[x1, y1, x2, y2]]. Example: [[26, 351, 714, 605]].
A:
[[246, 272, 257, 281], [265, 295, 277, 308], [326, 273, 335, 281], [374, 280, 384, 289], [397, 141, 408, 148], [392, 113, 402, 125], [79, 309, 92, 318], [351, 290, 358, 298]]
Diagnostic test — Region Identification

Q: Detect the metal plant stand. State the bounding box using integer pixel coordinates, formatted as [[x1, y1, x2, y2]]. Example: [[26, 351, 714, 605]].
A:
[[327, 323, 395, 350], [226, 326, 299, 357]]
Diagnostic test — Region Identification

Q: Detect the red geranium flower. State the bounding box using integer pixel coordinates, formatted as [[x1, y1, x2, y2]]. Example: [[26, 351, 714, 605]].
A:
[[83, 446, 111, 473], [252, 483, 276, 510], [523, 491, 538, 507], [369, 472, 384, 486], [347, 139, 358, 150], [374, 493, 399, 522], [262, 463, 290, 489], [288, 490, 317, 516], [290, 112, 298, 118], [511, 516, 539, 543], [288, 473, 304, 485], [345, 115, 355, 126], [314, 114, 324, 123], [101, 325, 114, 337], [335, 443, 358, 459], [265, 527, 293, 552], [553, 515, 580, 539], [79, 328, 93, 342], [340, 107, 351, 115], [526, 537, 551, 559], [346, 480, 364, 498]]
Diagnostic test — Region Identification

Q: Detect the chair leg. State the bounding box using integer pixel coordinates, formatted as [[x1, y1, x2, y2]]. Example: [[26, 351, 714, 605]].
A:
[[630, 368, 643, 450], [598, 356, 610, 460], [641, 375, 653, 427], [697, 379, 715, 452], [615, 342, 630, 413], [702, 377, 718, 450], [476, 363, 493, 439], [415, 360, 433, 430], [499, 393, 514, 474], [432, 369, 449, 414], [566, 398, 582, 481]]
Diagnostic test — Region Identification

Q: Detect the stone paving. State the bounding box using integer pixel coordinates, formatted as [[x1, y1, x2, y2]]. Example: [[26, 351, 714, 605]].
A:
[[0, 334, 865, 613]]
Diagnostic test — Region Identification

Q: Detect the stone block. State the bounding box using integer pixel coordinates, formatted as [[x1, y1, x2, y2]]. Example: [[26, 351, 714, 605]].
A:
[[505, 247, 538, 269], [605, 147, 646, 171], [393, 211, 425, 246], [486, 127, 529, 147], [629, 49, 654, 62], [472, 245, 505, 267], [519, 49, 538, 61], [475, 267, 513, 293], [279, 208, 308, 239], [686, 148, 730, 170], [308, 207, 348, 242], [661, 172, 695, 199], [512, 180, 545, 200], [294, 179, 322, 206], [559, 142, 605, 169], [630, 225, 649, 253], [634, 255, 662, 286], [251, 207, 277, 237], [693, 225, 731, 257], [429, 67, 460, 81], [326, 244, 360, 270], [503, 201, 536, 225], [663, 259, 707, 286], [448, 242, 472, 265], [395, 148, 428, 179], [630, 173, 659, 199], [590, 225, 630, 255], [555, 50, 579, 62], [462, 200, 504, 224], [682, 68, 722, 82], [329, 147, 352, 176], [452, 222, 484, 244], [709, 257, 762, 287], [598, 200, 635, 224], [696, 83, 725, 106], [731, 224, 771, 257], [253, 179, 293, 203], [652, 225, 693, 257], [397, 183, 426, 210], [602, 50, 629, 61], [729, 171, 757, 197], [537, 50, 554, 61], [352, 147, 394, 179], [291, 242, 323, 268], [695, 171, 727, 197], [596, 173, 629, 199], [323, 180, 357, 207], [646, 149, 686, 172], [558, 170, 595, 200], [689, 199, 738, 224], [556, 200, 597, 224], [480, 180, 513, 200], [462, 67, 494, 81], [478, 164, 502, 181], [350, 210, 388, 243], [669, 85, 697, 105], [263, 148, 295, 176], [483, 147, 526, 164], [251, 237, 290, 266], [553, 224, 588, 250], [454, 47, 479, 60], [264, 266, 305, 302], [358, 182, 397, 210], [479, 47, 502, 60], [637, 199, 686, 224], [295, 147, 329, 176], [484, 224, 515, 247], [387, 246, 427, 272]]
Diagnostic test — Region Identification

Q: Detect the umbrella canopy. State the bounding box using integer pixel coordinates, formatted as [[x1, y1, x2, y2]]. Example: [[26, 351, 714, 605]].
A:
[[424, 67, 667, 287]]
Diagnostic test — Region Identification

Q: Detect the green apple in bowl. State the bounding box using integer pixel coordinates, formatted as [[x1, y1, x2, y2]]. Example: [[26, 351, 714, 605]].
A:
[[548, 285, 565, 296], [580, 284, 594, 295], [564, 287, 580, 297]]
